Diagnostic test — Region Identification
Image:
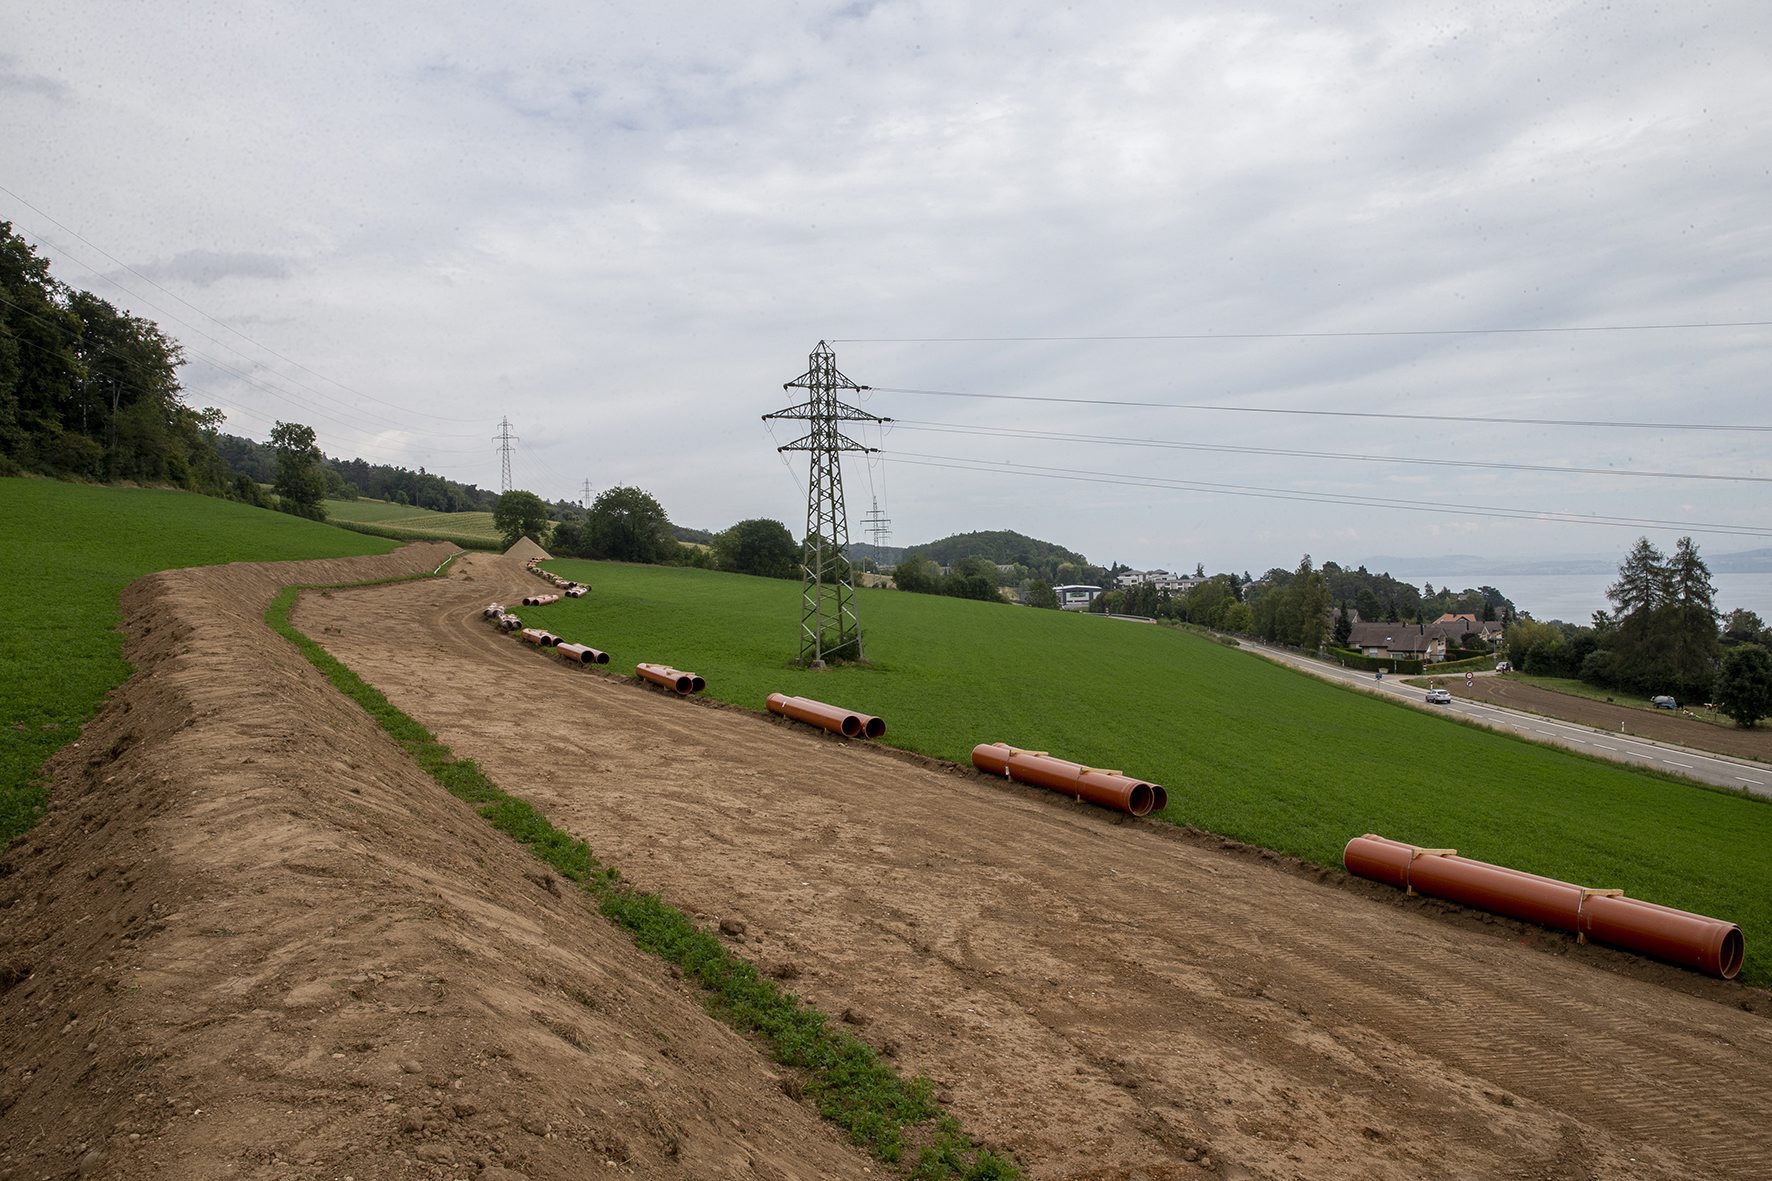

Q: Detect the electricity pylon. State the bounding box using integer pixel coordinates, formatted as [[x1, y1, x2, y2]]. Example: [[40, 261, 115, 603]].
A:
[[494, 417, 518, 493], [862, 498, 891, 552], [763, 341, 888, 665]]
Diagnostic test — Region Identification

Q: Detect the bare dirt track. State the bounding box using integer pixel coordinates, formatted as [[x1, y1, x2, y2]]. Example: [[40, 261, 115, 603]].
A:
[[295, 555, 1772, 1181], [5, 549, 1771, 1181], [1, 546, 877, 1181]]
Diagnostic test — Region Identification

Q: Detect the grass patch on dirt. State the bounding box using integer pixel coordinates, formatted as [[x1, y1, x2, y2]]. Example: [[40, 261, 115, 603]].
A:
[[0, 478, 395, 846], [267, 584, 1018, 1180], [521, 560, 1772, 988], [322, 497, 504, 549], [1508, 673, 1734, 722]]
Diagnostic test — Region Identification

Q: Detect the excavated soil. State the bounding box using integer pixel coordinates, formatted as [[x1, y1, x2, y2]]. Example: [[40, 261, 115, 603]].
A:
[[5, 545, 1772, 1181], [1436, 677, 1772, 765]]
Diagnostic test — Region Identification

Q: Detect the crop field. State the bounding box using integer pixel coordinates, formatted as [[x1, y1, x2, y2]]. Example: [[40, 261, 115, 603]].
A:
[[527, 559, 1772, 986], [0, 479, 395, 843], [323, 497, 503, 548]]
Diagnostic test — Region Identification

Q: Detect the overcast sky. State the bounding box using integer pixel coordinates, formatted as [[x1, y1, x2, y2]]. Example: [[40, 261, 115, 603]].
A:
[[6, 1, 1770, 580]]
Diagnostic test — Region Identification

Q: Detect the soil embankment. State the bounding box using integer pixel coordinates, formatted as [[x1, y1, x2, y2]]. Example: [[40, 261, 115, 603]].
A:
[[6, 545, 1772, 1180], [296, 554, 1772, 1180], [0, 545, 873, 1180]]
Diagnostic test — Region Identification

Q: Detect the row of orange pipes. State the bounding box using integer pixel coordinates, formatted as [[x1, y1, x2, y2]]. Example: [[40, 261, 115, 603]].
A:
[[765, 693, 885, 739], [1344, 834, 1743, 978], [496, 579, 1745, 979]]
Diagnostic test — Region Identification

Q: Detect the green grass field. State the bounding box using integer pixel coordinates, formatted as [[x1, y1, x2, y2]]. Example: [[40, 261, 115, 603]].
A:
[[323, 497, 503, 549], [0, 478, 395, 843], [527, 560, 1772, 986]]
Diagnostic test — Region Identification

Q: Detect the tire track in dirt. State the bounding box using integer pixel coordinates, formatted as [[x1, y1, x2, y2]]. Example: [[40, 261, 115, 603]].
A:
[[1, 547, 880, 1181], [301, 554, 1772, 1181]]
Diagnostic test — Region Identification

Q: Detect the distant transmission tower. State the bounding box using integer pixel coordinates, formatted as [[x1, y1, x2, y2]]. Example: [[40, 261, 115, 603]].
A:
[[494, 417, 518, 493], [763, 341, 889, 665], [580, 479, 593, 508], [862, 498, 891, 552]]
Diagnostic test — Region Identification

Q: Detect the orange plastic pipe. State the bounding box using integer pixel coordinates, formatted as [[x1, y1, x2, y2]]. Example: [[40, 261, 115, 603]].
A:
[[555, 643, 609, 665], [520, 627, 560, 646], [970, 742, 1162, 817], [1344, 833, 1743, 979], [636, 663, 703, 694], [766, 693, 886, 739]]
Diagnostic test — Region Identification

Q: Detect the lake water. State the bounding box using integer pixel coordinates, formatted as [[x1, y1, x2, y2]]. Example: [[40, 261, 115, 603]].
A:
[[1394, 571, 1772, 625]]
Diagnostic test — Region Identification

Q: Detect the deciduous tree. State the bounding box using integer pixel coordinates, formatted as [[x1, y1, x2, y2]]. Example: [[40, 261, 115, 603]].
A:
[[1715, 644, 1772, 729], [493, 489, 549, 547], [269, 421, 327, 520], [715, 518, 798, 579], [586, 485, 675, 563]]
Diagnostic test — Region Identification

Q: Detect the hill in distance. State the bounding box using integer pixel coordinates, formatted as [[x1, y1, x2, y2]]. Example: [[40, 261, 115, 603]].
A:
[[1363, 547, 1772, 577]]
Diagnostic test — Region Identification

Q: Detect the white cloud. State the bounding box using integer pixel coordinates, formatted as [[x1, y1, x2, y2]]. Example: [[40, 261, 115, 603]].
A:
[[6, 0, 1769, 599]]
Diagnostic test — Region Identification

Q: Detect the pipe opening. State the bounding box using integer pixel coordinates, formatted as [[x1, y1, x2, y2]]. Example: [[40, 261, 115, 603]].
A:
[[674, 675, 693, 693], [1149, 785, 1168, 813], [862, 716, 886, 739], [1127, 783, 1154, 817], [690, 675, 706, 693], [838, 715, 862, 737], [1721, 927, 1745, 979], [590, 649, 609, 664]]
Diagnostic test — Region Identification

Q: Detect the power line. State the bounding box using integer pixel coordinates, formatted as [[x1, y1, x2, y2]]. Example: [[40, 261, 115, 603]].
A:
[[834, 321, 1772, 343], [0, 186, 483, 424], [882, 450, 1772, 540], [887, 420, 1772, 484], [0, 288, 480, 447], [870, 385, 1772, 433]]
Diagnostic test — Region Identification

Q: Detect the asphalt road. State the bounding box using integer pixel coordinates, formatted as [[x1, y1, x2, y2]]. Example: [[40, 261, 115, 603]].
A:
[[1243, 641, 1772, 798]]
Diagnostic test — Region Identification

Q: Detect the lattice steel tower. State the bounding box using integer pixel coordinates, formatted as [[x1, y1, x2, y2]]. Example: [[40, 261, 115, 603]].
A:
[[763, 341, 888, 665], [494, 417, 518, 493]]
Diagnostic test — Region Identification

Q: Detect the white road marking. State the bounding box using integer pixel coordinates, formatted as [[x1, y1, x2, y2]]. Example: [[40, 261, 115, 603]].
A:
[[1739, 777, 1764, 786], [1664, 760, 1694, 769]]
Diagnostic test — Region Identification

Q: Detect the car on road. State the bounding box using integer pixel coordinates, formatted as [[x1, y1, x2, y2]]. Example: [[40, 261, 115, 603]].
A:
[[1494, 661, 1509, 672], [1425, 688, 1453, 704], [1651, 695, 1678, 709]]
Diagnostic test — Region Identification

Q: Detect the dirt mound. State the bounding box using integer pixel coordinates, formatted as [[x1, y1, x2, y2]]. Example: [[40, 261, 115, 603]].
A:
[[0, 543, 868, 1180], [502, 536, 551, 562]]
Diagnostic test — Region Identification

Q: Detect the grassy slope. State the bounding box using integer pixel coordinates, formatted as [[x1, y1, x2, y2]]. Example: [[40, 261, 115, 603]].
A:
[[0, 478, 395, 842], [323, 497, 502, 547], [527, 560, 1772, 986]]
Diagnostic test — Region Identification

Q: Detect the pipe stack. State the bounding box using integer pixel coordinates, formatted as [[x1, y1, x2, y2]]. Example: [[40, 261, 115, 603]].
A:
[[1344, 833, 1744, 979], [556, 642, 610, 665], [522, 593, 562, 607], [636, 663, 705, 694], [765, 693, 885, 739], [971, 743, 1167, 817], [520, 628, 562, 647], [482, 602, 505, 618]]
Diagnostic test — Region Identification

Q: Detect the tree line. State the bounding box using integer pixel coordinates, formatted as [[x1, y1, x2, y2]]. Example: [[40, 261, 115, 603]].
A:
[[0, 221, 248, 500]]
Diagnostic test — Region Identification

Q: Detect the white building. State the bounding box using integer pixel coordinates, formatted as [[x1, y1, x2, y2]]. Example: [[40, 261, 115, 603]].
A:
[[1053, 584, 1102, 610]]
